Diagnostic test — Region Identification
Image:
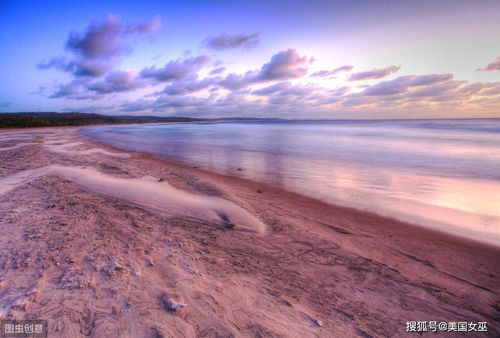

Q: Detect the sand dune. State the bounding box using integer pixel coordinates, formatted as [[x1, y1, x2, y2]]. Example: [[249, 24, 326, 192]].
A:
[[0, 165, 266, 234]]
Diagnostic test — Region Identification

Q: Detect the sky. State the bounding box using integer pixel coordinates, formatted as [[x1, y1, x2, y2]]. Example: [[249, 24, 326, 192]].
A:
[[0, 0, 499, 119]]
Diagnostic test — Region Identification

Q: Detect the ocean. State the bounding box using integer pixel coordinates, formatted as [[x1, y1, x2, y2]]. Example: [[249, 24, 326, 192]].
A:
[[83, 119, 500, 245]]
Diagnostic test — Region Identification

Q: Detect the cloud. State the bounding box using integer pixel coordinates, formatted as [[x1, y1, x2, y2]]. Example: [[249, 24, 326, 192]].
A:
[[316, 87, 350, 106], [66, 14, 161, 58], [342, 96, 378, 107], [311, 65, 354, 78], [205, 32, 260, 50], [252, 82, 319, 98], [256, 49, 312, 81], [458, 83, 483, 95], [275, 84, 318, 97], [479, 82, 500, 96], [162, 76, 218, 95], [339, 74, 488, 110], [411, 74, 453, 86], [86, 70, 142, 94], [408, 81, 464, 97], [49, 79, 93, 100], [39, 15, 161, 78], [476, 56, 500, 72], [218, 71, 258, 90], [44, 46, 311, 99], [74, 58, 122, 77], [119, 75, 499, 117], [209, 67, 226, 75], [219, 49, 312, 90], [360, 76, 414, 96], [39, 55, 119, 78], [251, 82, 291, 96], [125, 15, 162, 34], [36, 17, 499, 117], [248, 82, 322, 106], [38, 57, 73, 72], [360, 74, 454, 96], [121, 99, 151, 112], [121, 95, 213, 114], [45, 54, 211, 99], [152, 95, 211, 110], [348, 65, 400, 81], [140, 55, 211, 82], [329, 86, 350, 97], [49, 70, 145, 98]]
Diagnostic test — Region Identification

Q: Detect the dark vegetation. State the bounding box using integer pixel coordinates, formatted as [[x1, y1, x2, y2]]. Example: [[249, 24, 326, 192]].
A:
[[0, 112, 205, 128]]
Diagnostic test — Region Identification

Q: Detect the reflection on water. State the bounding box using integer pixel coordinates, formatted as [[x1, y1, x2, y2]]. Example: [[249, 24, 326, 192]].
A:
[[83, 119, 500, 246]]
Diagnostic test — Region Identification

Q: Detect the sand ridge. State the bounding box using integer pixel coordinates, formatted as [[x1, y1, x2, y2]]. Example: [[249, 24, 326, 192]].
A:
[[0, 165, 267, 234]]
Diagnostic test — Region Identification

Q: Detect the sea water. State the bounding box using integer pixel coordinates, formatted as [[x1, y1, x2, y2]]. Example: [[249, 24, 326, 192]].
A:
[[83, 119, 500, 245]]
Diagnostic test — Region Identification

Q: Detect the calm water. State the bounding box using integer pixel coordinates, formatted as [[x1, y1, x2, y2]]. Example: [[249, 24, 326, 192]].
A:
[[83, 119, 500, 245]]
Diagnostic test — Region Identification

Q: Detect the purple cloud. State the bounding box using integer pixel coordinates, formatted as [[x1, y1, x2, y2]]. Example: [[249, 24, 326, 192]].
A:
[[251, 82, 291, 96], [49, 79, 92, 100], [39, 15, 161, 78], [411, 74, 453, 86], [361, 76, 414, 96], [409, 81, 464, 97], [37, 57, 73, 72], [66, 15, 161, 58], [342, 96, 378, 107], [458, 83, 483, 95], [140, 55, 211, 82], [86, 70, 142, 94], [219, 49, 312, 90], [39, 55, 118, 77], [476, 56, 500, 72], [316, 88, 349, 105], [256, 49, 312, 81], [360, 74, 454, 96], [162, 76, 217, 95], [311, 65, 354, 78], [218, 71, 258, 90], [72, 58, 121, 77], [479, 82, 500, 96], [329, 86, 350, 96], [121, 75, 498, 116], [278, 85, 318, 97], [49, 69, 146, 98], [153, 95, 210, 109], [205, 32, 260, 50], [209, 67, 226, 75], [248, 82, 321, 106], [348, 65, 400, 81]]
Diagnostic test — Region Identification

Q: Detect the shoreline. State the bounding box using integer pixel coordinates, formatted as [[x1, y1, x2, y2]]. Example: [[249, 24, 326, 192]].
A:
[[0, 126, 499, 337], [80, 127, 500, 251]]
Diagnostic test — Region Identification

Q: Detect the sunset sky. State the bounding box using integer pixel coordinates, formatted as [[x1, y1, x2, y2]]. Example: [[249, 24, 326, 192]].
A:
[[1, 0, 499, 118]]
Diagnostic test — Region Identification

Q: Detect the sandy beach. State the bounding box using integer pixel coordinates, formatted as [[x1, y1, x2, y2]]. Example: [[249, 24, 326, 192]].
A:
[[0, 127, 499, 337]]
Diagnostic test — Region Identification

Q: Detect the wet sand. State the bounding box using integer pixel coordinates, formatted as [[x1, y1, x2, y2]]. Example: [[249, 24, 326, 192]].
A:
[[0, 127, 499, 337]]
